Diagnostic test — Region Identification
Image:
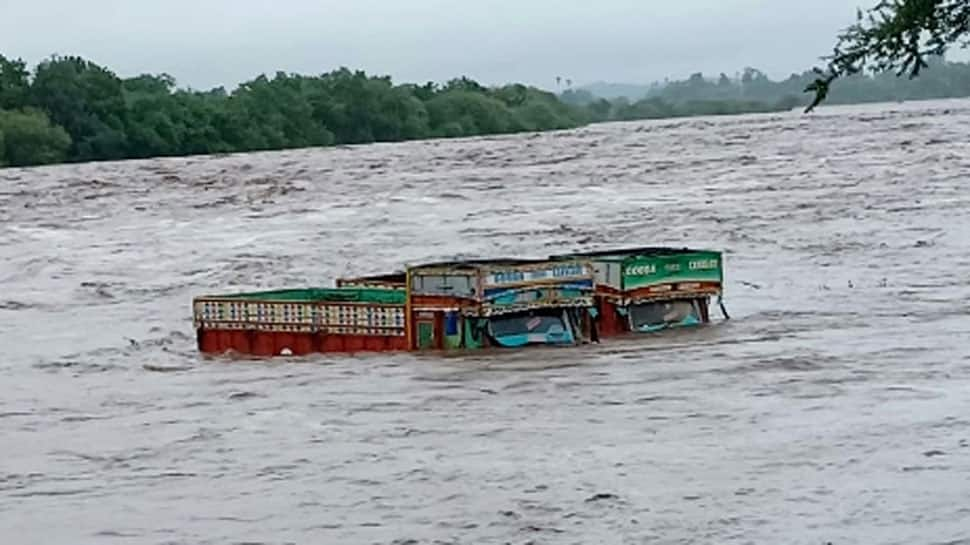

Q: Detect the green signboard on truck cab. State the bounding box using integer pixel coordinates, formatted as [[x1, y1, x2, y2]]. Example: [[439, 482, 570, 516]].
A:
[[622, 251, 722, 290]]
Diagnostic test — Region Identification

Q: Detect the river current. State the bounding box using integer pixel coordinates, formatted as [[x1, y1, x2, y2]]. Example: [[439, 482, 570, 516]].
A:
[[2, 99, 970, 544]]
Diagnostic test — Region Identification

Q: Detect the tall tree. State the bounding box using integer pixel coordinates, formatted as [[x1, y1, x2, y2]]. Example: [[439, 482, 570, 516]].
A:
[[30, 55, 129, 160], [0, 54, 30, 110], [807, 0, 970, 111], [122, 73, 184, 158]]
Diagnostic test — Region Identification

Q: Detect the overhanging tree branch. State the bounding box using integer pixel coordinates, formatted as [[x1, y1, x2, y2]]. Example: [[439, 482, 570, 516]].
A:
[[805, 0, 970, 112]]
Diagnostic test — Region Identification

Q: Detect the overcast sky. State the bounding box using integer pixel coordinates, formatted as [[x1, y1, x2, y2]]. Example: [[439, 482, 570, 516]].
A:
[[1, 0, 958, 91]]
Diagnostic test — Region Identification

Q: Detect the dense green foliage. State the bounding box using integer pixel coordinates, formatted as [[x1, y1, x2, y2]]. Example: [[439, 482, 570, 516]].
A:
[[807, 0, 970, 110], [0, 108, 72, 167], [0, 54, 593, 168]]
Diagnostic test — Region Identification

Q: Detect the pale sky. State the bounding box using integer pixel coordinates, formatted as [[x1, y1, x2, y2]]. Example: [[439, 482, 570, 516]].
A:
[[0, 0, 942, 91]]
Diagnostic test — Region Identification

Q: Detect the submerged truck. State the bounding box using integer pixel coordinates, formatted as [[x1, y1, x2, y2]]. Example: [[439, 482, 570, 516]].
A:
[[193, 286, 408, 356], [406, 258, 596, 351], [192, 246, 726, 357], [550, 247, 726, 337]]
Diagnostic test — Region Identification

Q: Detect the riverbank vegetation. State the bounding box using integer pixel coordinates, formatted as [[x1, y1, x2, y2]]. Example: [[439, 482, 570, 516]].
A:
[[2, 55, 595, 168], [2, 52, 970, 168]]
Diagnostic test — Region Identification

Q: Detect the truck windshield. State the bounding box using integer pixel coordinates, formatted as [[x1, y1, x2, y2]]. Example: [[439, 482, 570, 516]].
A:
[[629, 300, 700, 331], [490, 313, 566, 337]]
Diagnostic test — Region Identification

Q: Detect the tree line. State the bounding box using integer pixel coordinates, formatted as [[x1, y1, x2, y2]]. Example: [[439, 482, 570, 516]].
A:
[[563, 56, 970, 118], [3, 52, 970, 168], [0, 55, 594, 168]]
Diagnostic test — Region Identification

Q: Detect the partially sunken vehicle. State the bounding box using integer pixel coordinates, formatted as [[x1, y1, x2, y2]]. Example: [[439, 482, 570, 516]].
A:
[[550, 247, 727, 337], [405, 257, 596, 351], [192, 246, 726, 357]]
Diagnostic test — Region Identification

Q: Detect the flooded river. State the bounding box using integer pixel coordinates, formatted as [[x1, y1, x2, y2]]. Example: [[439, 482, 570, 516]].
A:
[[2, 99, 970, 545]]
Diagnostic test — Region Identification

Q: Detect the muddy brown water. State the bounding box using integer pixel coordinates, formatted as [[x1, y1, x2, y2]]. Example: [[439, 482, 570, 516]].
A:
[[2, 99, 970, 545]]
